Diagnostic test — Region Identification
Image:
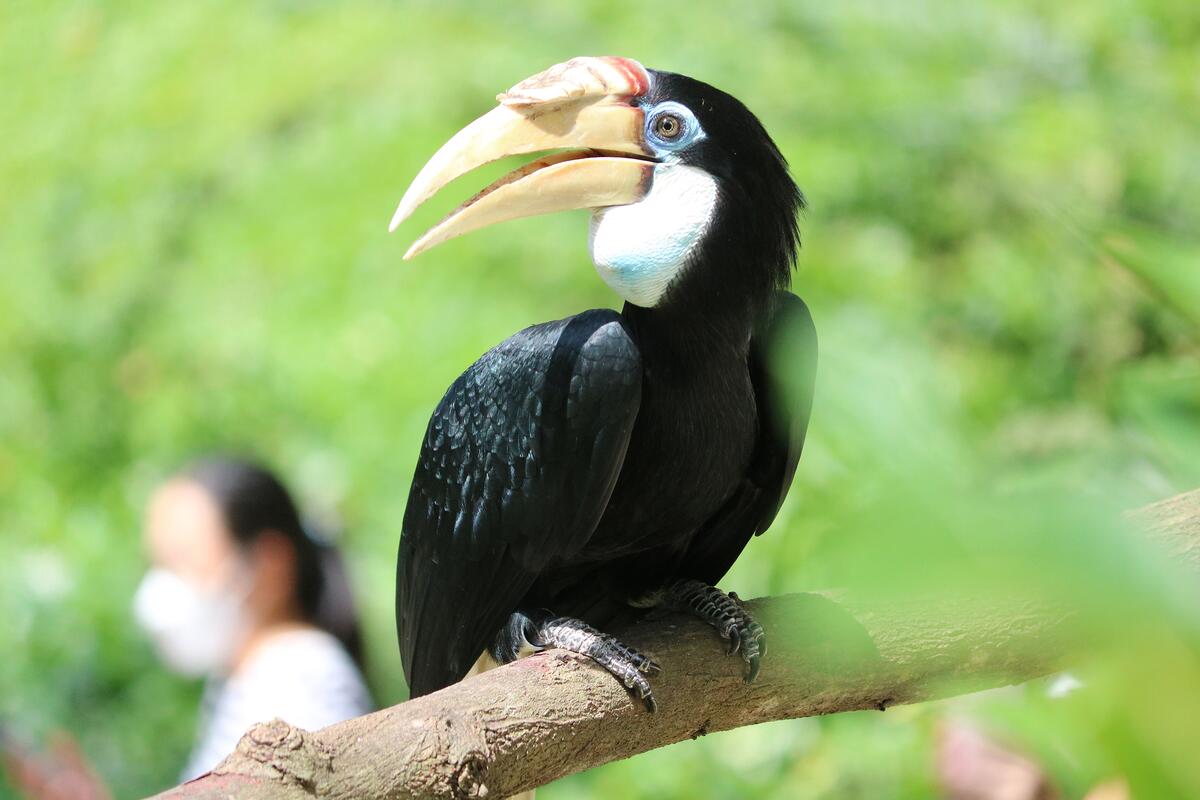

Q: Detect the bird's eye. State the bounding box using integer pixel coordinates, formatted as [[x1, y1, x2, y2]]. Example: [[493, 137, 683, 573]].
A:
[[644, 102, 703, 152], [654, 113, 684, 140]]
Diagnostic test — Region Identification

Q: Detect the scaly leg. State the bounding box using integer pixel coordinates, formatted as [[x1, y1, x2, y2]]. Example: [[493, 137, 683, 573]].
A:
[[530, 615, 660, 712], [662, 579, 766, 682], [487, 610, 661, 711]]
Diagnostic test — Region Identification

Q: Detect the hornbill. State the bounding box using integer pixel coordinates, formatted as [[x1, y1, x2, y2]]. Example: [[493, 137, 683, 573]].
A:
[[392, 57, 816, 711]]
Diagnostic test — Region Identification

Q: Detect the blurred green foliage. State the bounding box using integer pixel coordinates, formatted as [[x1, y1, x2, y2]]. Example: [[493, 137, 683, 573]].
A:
[[2, 0, 1199, 797]]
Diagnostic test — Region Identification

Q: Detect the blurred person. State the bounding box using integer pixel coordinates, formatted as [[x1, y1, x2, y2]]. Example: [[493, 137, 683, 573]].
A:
[[133, 456, 374, 780], [2, 457, 374, 798]]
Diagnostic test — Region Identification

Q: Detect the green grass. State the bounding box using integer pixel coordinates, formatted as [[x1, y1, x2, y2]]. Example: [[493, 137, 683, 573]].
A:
[[2, 1, 1199, 797]]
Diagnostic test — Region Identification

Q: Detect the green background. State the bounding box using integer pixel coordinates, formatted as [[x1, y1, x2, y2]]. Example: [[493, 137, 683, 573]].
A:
[[3, 0, 1199, 797]]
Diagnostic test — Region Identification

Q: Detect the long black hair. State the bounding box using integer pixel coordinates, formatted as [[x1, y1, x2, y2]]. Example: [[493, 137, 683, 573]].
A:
[[182, 456, 366, 672]]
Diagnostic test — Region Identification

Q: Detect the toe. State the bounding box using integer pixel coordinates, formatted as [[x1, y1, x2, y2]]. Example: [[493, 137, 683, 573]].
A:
[[739, 624, 765, 682], [745, 655, 761, 683], [634, 679, 657, 712]]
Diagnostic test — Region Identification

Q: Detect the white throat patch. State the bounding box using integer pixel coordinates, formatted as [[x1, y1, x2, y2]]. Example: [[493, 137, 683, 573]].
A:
[[588, 163, 718, 307]]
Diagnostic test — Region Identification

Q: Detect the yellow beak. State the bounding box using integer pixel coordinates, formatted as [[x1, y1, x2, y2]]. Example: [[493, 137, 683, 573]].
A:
[[390, 57, 657, 260]]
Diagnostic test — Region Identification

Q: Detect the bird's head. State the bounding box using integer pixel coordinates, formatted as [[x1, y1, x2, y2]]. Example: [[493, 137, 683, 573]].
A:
[[392, 57, 802, 312]]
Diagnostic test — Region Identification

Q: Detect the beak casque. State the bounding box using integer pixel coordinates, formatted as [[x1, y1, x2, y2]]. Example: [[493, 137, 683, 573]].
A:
[[390, 57, 656, 259]]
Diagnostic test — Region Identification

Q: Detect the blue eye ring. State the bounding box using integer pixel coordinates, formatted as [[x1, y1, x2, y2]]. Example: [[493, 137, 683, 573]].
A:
[[645, 102, 702, 150]]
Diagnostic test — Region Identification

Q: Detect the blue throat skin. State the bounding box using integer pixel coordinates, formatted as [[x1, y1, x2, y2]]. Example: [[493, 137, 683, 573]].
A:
[[588, 162, 719, 308]]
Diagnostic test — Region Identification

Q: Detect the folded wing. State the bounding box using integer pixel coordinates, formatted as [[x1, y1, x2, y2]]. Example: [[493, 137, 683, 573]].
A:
[[396, 310, 643, 696]]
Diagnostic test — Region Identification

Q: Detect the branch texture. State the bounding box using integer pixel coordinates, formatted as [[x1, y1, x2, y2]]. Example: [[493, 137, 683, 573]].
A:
[[154, 489, 1200, 800]]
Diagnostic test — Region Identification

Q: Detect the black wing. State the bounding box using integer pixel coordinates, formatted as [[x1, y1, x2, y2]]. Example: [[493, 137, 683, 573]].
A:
[[680, 291, 817, 583], [397, 309, 642, 696]]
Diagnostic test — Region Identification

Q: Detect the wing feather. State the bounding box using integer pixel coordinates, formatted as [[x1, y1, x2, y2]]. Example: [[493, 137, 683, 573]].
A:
[[396, 309, 642, 696], [749, 291, 818, 534], [679, 291, 817, 583]]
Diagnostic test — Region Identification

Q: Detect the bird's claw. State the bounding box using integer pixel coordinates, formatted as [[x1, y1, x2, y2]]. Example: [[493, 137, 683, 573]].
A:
[[665, 580, 767, 683], [638, 684, 658, 713], [535, 616, 661, 712], [720, 613, 766, 682], [618, 659, 658, 711]]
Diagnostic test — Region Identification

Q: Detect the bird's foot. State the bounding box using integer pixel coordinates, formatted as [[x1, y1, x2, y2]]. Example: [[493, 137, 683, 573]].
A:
[[532, 616, 660, 712], [664, 579, 766, 682]]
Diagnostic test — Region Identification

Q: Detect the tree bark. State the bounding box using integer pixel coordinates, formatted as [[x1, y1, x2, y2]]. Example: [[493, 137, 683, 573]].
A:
[[152, 489, 1200, 800]]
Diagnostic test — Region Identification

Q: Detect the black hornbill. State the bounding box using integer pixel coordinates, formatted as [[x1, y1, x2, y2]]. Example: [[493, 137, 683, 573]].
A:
[[391, 57, 816, 710]]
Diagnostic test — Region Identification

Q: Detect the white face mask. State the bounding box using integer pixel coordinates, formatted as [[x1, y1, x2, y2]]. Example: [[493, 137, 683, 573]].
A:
[[133, 565, 251, 678]]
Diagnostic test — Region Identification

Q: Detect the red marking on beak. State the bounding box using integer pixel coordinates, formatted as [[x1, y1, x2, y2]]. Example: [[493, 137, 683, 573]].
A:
[[601, 57, 651, 97]]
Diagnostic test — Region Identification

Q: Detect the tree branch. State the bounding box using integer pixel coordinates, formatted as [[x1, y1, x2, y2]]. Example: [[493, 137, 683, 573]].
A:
[[153, 489, 1200, 800]]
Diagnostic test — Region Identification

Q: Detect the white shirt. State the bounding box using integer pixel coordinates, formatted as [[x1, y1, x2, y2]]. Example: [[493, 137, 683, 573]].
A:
[[182, 628, 372, 780]]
